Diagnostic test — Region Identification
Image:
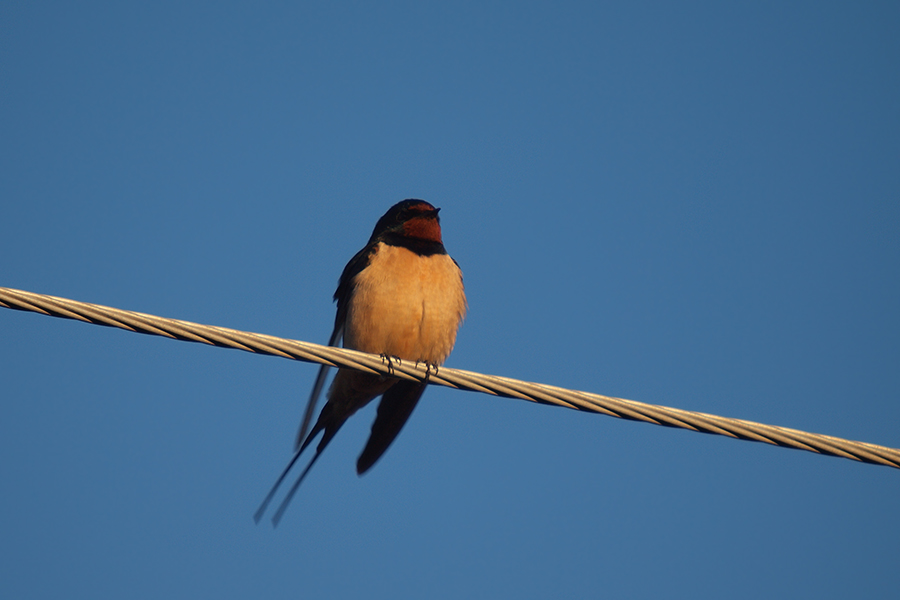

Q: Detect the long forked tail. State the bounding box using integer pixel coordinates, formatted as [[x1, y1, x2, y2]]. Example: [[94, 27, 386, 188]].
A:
[[253, 411, 343, 527], [270, 440, 329, 526], [253, 444, 307, 524]]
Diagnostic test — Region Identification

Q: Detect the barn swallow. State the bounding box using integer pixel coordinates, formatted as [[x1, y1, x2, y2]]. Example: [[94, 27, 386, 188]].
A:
[[254, 199, 467, 526]]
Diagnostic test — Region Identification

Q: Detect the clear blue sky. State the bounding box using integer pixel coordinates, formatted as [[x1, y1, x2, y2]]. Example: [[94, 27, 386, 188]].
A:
[[2, 2, 898, 598]]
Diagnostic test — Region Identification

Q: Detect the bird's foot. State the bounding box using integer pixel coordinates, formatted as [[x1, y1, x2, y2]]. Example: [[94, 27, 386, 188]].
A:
[[414, 361, 439, 382], [380, 354, 402, 375]]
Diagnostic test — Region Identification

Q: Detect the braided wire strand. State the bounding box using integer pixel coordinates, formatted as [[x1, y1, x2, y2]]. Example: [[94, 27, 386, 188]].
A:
[[2, 286, 898, 469]]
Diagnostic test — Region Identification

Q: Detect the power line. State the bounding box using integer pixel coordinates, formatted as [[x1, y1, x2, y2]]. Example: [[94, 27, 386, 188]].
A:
[[2, 285, 898, 469]]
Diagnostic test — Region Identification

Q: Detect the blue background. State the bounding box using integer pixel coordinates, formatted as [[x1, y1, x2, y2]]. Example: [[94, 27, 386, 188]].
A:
[[2, 2, 898, 598]]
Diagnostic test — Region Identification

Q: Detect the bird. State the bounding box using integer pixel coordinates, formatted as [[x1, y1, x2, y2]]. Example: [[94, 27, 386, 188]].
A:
[[254, 199, 467, 526]]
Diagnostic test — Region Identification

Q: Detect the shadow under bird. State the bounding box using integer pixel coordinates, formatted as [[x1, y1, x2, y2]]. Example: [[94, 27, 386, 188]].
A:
[[255, 199, 467, 526]]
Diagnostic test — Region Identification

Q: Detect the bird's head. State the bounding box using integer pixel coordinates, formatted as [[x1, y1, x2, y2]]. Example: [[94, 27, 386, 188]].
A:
[[370, 199, 443, 245]]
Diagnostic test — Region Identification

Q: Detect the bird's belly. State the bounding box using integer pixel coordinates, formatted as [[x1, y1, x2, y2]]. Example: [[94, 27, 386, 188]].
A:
[[344, 244, 465, 365]]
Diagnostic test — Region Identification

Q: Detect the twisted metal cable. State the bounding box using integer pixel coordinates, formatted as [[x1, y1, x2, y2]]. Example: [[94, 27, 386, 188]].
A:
[[2, 285, 899, 470]]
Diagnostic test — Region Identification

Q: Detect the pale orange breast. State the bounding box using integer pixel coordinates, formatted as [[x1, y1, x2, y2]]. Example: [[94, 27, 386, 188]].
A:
[[343, 243, 466, 365]]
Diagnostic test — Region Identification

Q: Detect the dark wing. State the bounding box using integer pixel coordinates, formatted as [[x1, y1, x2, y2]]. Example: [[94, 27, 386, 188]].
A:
[[332, 241, 379, 334], [293, 324, 342, 450], [293, 241, 379, 449], [255, 242, 380, 526], [356, 380, 427, 475]]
